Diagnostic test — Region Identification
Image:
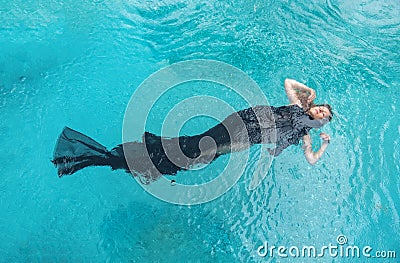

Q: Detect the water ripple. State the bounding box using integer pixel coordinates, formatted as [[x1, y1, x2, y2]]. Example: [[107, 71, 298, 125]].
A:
[[2, 0, 399, 261]]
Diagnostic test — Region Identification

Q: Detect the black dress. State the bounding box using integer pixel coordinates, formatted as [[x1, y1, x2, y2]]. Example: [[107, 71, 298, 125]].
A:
[[52, 104, 326, 181]]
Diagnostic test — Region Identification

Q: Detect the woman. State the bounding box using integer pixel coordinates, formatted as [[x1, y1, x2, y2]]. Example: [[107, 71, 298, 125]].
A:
[[52, 79, 332, 182], [282, 78, 332, 165]]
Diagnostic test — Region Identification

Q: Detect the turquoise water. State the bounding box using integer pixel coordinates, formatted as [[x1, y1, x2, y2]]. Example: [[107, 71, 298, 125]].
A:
[[1, 0, 399, 262]]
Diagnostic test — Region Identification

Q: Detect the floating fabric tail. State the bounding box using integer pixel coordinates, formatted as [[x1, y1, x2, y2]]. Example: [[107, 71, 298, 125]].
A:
[[51, 127, 112, 177]]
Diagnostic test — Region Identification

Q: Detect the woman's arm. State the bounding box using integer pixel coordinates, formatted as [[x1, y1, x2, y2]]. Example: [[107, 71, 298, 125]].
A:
[[302, 133, 330, 165], [284, 79, 316, 108]]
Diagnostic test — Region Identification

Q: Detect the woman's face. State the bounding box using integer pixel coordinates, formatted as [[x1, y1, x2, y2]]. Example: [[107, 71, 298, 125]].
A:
[[309, 106, 331, 119]]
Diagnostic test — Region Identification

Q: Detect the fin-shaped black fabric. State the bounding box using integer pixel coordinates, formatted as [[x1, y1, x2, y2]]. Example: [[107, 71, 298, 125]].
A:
[[53, 127, 108, 159], [52, 127, 110, 176]]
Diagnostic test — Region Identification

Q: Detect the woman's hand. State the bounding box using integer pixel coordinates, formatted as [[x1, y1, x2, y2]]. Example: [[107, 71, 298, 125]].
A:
[[284, 79, 317, 109], [319, 132, 330, 143], [302, 133, 330, 165], [302, 134, 311, 145], [307, 89, 316, 104]]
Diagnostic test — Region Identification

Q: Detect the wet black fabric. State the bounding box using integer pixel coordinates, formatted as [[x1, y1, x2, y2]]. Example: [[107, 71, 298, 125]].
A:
[[51, 127, 108, 176], [52, 104, 318, 177]]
